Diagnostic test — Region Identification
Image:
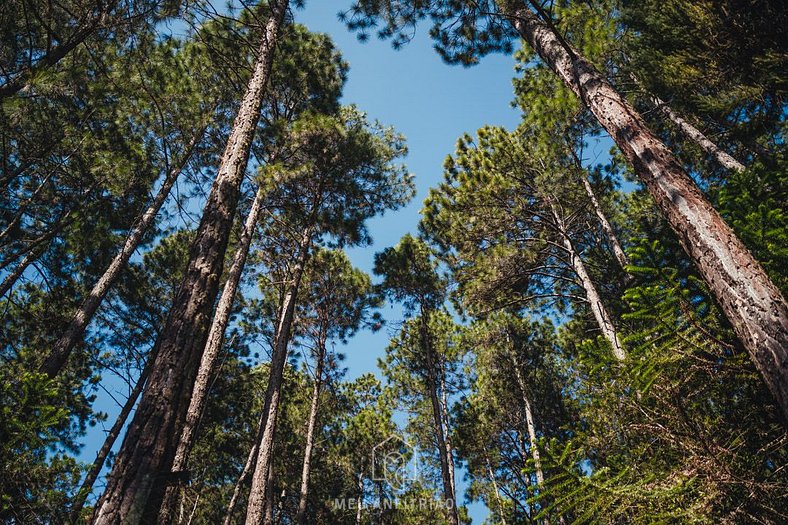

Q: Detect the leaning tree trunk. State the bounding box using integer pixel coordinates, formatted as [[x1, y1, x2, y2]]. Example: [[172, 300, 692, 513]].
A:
[[70, 361, 152, 522], [295, 338, 326, 525], [649, 94, 746, 173], [0, 246, 41, 298], [419, 311, 460, 525], [549, 202, 625, 360], [245, 228, 311, 525], [223, 419, 263, 525], [628, 73, 746, 173], [579, 174, 629, 271], [483, 449, 507, 525], [41, 126, 205, 378], [158, 185, 266, 523], [505, 2, 788, 419], [90, 3, 288, 523]]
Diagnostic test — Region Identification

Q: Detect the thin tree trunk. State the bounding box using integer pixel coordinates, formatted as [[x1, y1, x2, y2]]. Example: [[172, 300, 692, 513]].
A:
[[549, 203, 625, 360], [223, 437, 260, 525], [0, 246, 40, 298], [504, 2, 788, 419], [419, 311, 460, 525], [648, 94, 746, 173], [579, 174, 629, 270], [245, 227, 311, 524], [41, 126, 204, 378], [90, 3, 288, 523], [158, 185, 266, 523], [439, 365, 458, 508], [70, 361, 152, 521], [483, 450, 507, 525], [295, 340, 326, 525], [509, 358, 545, 488]]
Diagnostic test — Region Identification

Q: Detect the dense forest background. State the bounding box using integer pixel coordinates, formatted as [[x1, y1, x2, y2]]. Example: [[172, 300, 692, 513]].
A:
[[1, 0, 786, 524]]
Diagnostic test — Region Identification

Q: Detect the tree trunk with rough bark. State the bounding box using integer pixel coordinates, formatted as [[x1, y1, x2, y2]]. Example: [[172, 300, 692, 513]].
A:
[[263, 465, 275, 525], [245, 227, 311, 525], [295, 339, 326, 525], [90, 3, 288, 523], [158, 185, 266, 523], [549, 203, 625, 360], [504, 2, 788, 419], [41, 127, 204, 378]]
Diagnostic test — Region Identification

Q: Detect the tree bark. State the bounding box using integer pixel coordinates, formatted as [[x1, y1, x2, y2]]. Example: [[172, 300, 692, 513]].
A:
[[244, 227, 311, 525], [419, 311, 460, 525], [549, 203, 625, 360], [40, 126, 204, 378], [70, 361, 152, 522], [158, 185, 266, 523], [263, 465, 275, 525], [295, 339, 326, 525], [90, 2, 288, 523], [505, 2, 788, 418]]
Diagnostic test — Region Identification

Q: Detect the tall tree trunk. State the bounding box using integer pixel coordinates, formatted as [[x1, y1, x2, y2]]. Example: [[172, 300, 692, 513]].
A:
[[549, 203, 625, 360], [505, 2, 788, 419], [90, 3, 288, 523], [41, 127, 204, 378], [158, 185, 266, 523], [245, 228, 311, 525], [295, 339, 326, 525], [419, 311, 460, 525], [70, 361, 152, 522], [579, 174, 629, 271]]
